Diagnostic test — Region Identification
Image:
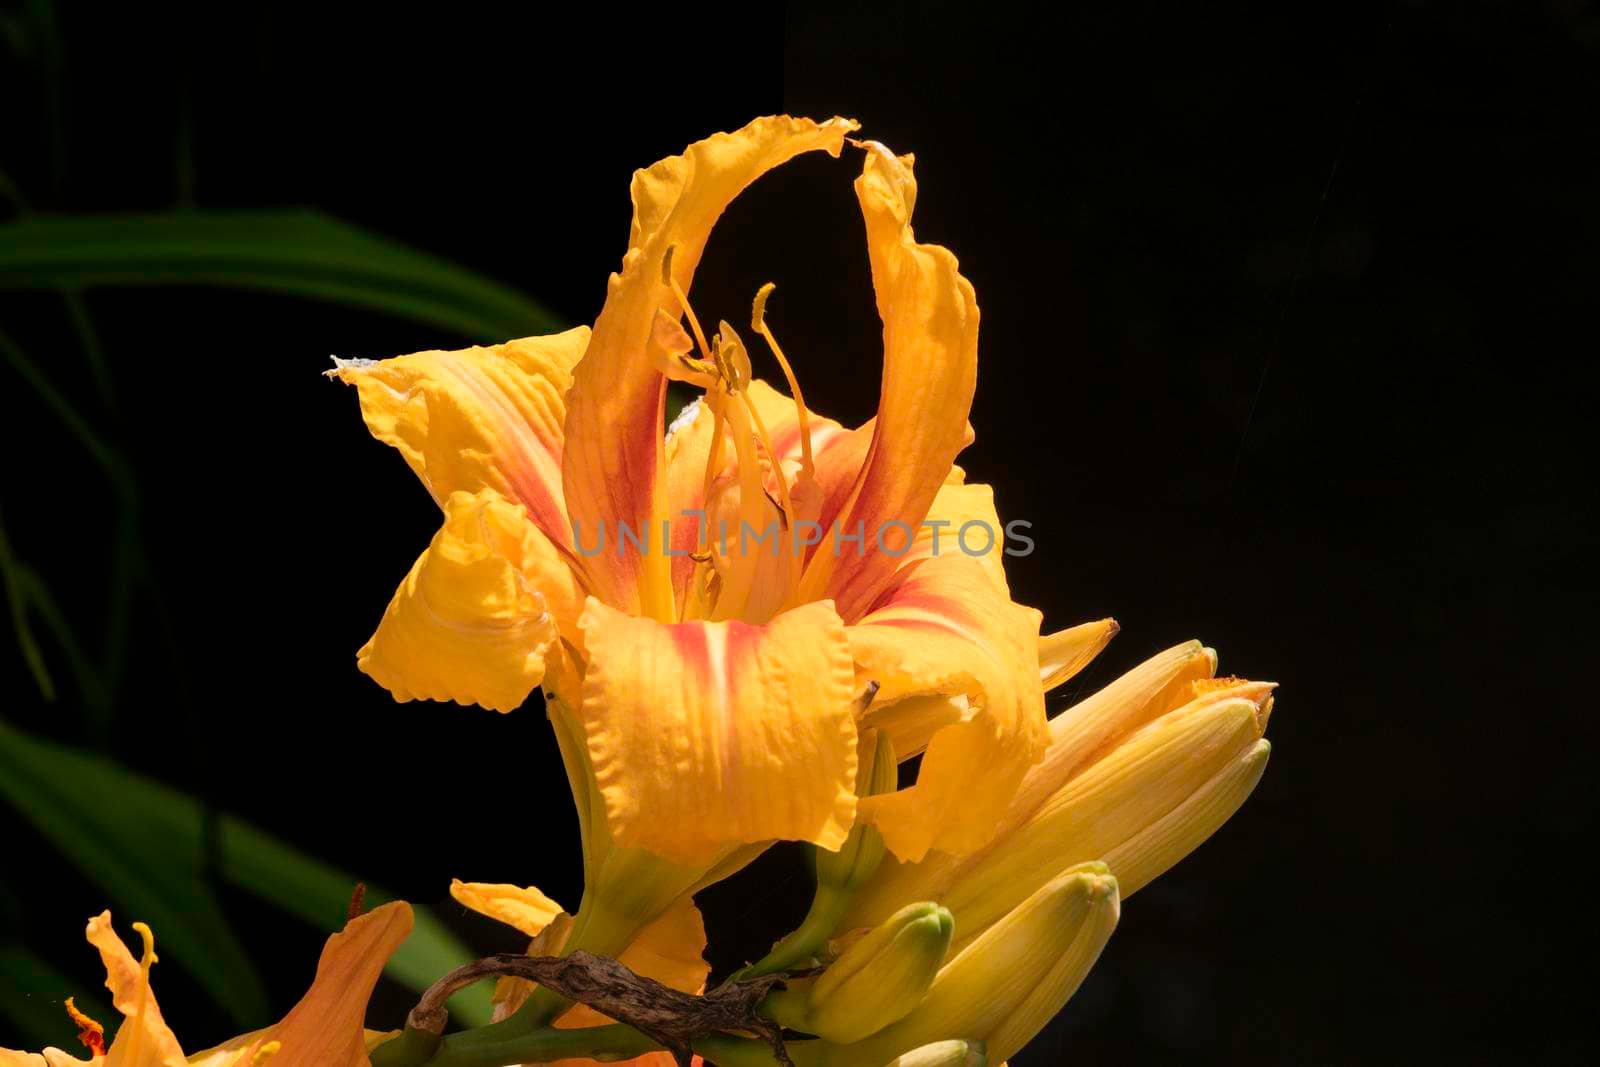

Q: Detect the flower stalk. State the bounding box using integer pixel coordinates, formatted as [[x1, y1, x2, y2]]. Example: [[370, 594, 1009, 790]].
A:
[[736, 728, 896, 982]]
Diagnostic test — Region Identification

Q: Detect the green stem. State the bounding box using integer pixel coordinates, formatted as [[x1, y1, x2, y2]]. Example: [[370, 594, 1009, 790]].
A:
[[695, 1033, 791, 1067], [377, 1022, 656, 1067], [731, 885, 850, 981]]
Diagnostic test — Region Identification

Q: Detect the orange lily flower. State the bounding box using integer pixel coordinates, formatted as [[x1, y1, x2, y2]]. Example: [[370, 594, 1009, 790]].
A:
[[333, 114, 1107, 971], [0, 905, 411, 1067]]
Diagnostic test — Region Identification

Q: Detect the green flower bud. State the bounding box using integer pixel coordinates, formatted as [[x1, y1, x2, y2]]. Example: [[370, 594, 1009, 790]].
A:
[[806, 901, 954, 1043], [847, 864, 1119, 1065]]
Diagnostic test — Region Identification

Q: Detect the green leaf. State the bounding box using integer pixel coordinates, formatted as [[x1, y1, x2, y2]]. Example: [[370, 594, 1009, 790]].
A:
[[0, 943, 113, 1053], [0, 722, 270, 1024], [0, 723, 493, 1028], [0, 210, 565, 342]]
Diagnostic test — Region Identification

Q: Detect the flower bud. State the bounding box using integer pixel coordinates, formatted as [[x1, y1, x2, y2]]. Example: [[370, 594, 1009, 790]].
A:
[[847, 676, 1271, 956], [846, 864, 1119, 1065], [1102, 736, 1270, 896], [845, 642, 1219, 930], [805, 902, 955, 1043], [936, 683, 1270, 952], [880, 1039, 987, 1067]]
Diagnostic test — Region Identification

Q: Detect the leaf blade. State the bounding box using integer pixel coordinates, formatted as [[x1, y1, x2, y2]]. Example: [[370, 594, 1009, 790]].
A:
[[0, 722, 270, 1025], [0, 210, 565, 342], [0, 724, 494, 1028]]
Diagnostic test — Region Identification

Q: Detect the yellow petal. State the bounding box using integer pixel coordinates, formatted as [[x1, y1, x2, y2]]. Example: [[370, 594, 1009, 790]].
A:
[[332, 328, 589, 547], [449, 879, 563, 938], [84, 912, 184, 1067], [262, 902, 413, 1067], [2, 1052, 95, 1067], [0, 1052, 62, 1066], [849, 555, 1045, 862], [357, 488, 581, 713], [564, 116, 859, 616], [486, 913, 576, 1024], [1037, 618, 1119, 692], [577, 597, 859, 863], [860, 693, 972, 762], [802, 143, 980, 622], [908, 483, 1010, 595]]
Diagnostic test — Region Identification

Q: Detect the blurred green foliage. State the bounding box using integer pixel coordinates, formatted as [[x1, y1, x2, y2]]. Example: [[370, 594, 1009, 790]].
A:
[[0, 203, 558, 1040], [0, 2, 570, 1045]]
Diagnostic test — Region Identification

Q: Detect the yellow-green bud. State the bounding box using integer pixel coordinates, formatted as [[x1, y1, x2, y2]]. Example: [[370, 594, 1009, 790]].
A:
[[847, 863, 1119, 1066], [880, 1040, 987, 1067], [805, 901, 954, 1043], [844, 677, 1270, 956]]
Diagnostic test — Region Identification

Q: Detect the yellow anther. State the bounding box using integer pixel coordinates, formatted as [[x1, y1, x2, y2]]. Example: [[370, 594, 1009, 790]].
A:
[[751, 283, 815, 475], [716, 322, 754, 393], [251, 1040, 283, 1066]]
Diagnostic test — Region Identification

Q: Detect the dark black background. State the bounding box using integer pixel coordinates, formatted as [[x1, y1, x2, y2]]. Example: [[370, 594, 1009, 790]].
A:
[[3, 2, 1595, 1063]]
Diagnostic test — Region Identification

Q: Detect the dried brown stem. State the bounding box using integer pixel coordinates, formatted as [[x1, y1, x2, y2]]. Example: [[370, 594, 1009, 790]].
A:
[[407, 950, 795, 1067]]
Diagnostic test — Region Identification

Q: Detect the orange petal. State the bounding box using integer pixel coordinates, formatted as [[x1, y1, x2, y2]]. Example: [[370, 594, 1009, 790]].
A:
[[449, 879, 564, 938], [183, 1029, 272, 1067], [332, 328, 589, 548], [357, 488, 582, 713], [906, 482, 1011, 595], [264, 902, 413, 1067], [0, 1051, 74, 1066], [84, 912, 184, 1067], [577, 597, 859, 863], [802, 143, 980, 622], [849, 555, 1046, 862], [563, 116, 858, 617]]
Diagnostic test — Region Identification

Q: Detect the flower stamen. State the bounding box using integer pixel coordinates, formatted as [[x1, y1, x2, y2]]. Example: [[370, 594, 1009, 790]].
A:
[[64, 997, 106, 1057], [121, 921, 158, 1067], [662, 246, 714, 365], [751, 283, 815, 478]]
